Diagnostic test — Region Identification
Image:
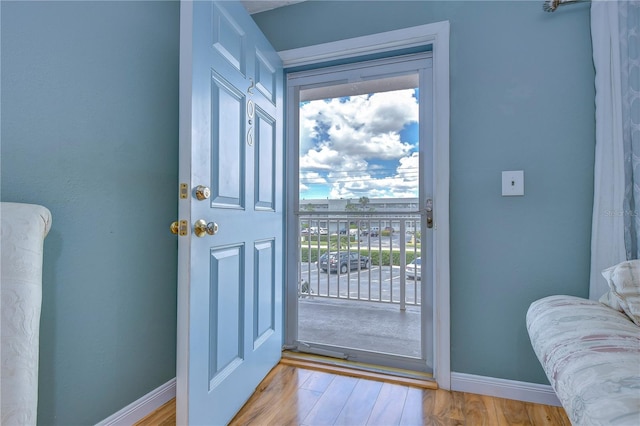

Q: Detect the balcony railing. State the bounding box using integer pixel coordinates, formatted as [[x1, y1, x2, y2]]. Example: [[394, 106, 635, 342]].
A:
[[298, 214, 422, 310]]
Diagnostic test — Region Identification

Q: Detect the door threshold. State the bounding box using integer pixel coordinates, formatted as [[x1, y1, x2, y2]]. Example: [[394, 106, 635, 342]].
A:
[[280, 351, 437, 389]]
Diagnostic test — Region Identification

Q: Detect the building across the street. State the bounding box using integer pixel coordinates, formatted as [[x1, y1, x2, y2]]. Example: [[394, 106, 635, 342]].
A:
[[299, 197, 421, 234]]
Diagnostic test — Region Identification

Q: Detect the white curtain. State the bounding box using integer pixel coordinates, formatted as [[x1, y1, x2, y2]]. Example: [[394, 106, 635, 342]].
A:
[[590, 0, 640, 299]]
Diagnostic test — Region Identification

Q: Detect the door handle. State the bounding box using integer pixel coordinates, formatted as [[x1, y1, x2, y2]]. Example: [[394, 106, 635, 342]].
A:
[[170, 220, 189, 236], [194, 219, 218, 237], [426, 199, 433, 229]]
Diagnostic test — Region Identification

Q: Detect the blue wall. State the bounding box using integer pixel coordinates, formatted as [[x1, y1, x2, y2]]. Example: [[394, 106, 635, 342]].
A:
[[1, 1, 179, 424], [253, 0, 595, 384]]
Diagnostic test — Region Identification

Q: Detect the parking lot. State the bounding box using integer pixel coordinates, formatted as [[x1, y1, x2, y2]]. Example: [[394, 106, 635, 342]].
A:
[[299, 261, 421, 305]]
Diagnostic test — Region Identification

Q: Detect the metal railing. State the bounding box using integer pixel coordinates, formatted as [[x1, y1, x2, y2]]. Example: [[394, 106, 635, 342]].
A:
[[298, 214, 422, 309]]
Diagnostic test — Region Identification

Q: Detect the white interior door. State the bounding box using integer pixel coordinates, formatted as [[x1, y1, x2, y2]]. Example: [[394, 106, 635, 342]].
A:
[[177, 1, 283, 424]]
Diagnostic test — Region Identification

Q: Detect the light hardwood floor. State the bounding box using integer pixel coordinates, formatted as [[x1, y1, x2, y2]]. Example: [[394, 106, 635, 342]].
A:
[[136, 364, 570, 425]]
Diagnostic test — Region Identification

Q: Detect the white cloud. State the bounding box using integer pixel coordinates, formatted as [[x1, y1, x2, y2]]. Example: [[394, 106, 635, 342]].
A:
[[299, 145, 341, 170], [357, 90, 420, 135], [300, 89, 417, 162], [325, 152, 420, 199], [299, 88, 420, 199], [300, 171, 327, 184]]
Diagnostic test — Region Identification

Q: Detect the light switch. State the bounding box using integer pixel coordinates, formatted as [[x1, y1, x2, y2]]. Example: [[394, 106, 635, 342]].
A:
[[502, 170, 524, 196]]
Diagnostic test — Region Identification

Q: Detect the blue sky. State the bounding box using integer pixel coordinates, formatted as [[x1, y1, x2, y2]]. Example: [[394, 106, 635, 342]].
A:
[[299, 88, 420, 200]]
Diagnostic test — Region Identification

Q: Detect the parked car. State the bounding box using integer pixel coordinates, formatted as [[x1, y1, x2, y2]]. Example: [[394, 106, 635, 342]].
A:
[[319, 251, 370, 274], [406, 257, 421, 280], [339, 228, 358, 235], [360, 226, 379, 237]]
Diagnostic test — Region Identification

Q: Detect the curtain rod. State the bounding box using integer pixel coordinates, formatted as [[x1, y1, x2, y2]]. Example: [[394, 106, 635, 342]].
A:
[[543, 0, 591, 13]]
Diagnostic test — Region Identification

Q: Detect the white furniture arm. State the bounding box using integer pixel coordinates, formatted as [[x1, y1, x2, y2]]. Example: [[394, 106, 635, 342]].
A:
[[1, 202, 52, 425]]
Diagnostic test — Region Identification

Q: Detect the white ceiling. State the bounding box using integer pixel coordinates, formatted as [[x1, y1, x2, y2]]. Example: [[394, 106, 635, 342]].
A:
[[241, 1, 306, 14]]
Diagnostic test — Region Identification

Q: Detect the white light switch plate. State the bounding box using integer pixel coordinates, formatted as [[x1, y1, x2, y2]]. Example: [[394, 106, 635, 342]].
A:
[[502, 170, 524, 196]]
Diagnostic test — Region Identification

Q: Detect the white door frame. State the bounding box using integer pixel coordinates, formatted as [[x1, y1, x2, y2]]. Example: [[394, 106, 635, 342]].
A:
[[280, 21, 451, 389]]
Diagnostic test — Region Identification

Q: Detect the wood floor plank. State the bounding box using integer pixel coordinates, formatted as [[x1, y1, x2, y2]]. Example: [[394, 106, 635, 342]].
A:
[[524, 401, 571, 426], [135, 364, 570, 426], [133, 399, 175, 426], [293, 388, 325, 424], [334, 378, 383, 425], [300, 370, 337, 393], [302, 374, 358, 426], [422, 388, 454, 425], [552, 405, 572, 426], [399, 387, 425, 425], [231, 365, 323, 426], [494, 397, 533, 426], [461, 391, 493, 425], [448, 389, 466, 422], [478, 394, 502, 425], [425, 390, 464, 421], [296, 367, 315, 386], [229, 364, 299, 425], [366, 382, 408, 426], [427, 389, 463, 425]]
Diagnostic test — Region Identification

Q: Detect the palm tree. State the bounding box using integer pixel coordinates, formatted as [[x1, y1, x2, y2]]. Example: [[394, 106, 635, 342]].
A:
[[359, 196, 370, 211], [345, 202, 358, 212]]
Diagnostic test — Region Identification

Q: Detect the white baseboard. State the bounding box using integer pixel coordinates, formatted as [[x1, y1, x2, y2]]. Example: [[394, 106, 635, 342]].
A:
[[451, 372, 561, 407], [95, 378, 176, 426]]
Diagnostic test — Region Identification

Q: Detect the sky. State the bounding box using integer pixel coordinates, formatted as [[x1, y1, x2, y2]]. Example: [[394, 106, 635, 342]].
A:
[[299, 88, 420, 200]]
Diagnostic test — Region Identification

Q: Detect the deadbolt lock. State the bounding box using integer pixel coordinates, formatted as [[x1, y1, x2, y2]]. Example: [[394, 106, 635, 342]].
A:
[[195, 185, 211, 201], [194, 219, 219, 237]]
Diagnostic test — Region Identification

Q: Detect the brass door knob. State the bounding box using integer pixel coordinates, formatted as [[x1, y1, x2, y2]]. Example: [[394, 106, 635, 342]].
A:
[[170, 221, 179, 235], [195, 185, 211, 201], [194, 219, 219, 237], [170, 220, 188, 236]]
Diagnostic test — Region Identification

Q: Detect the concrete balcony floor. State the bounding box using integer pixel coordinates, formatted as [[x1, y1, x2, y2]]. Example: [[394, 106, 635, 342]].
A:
[[297, 297, 421, 358]]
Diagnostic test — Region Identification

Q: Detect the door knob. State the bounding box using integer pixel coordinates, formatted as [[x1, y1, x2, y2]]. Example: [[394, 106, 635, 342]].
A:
[[170, 220, 188, 236], [194, 219, 218, 237], [195, 185, 211, 201]]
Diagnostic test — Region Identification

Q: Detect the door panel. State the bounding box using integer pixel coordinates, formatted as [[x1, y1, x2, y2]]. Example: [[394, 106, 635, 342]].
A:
[[211, 71, 245, 208], [209, 244, 244, 387], [255, 49, 276, 103], [178, 1, 283, 424], [212, 3, 246, 73], [255, 109, 276, 210], [254, 239, 275, 346]]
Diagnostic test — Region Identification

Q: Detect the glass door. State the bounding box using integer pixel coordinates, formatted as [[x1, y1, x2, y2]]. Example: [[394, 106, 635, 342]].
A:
[[285, 53, 434, 375]]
